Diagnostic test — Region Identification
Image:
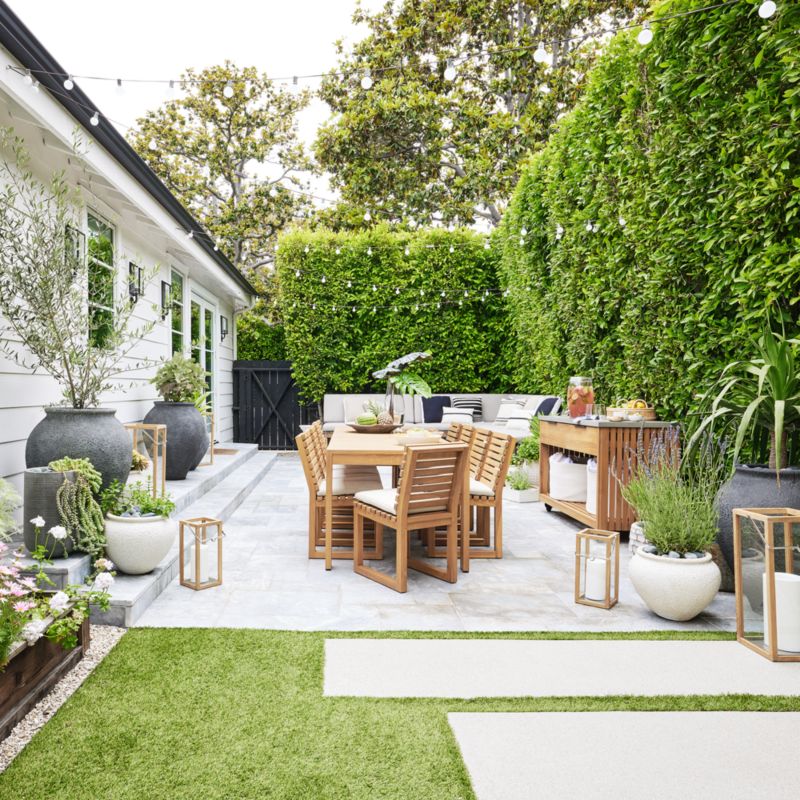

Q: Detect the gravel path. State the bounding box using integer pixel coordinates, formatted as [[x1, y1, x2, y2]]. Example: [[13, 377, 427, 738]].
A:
[[0, 624, 125, 772]]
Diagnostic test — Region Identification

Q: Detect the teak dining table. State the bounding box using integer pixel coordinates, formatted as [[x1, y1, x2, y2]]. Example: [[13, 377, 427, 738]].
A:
[[324, 429, 471, 574]]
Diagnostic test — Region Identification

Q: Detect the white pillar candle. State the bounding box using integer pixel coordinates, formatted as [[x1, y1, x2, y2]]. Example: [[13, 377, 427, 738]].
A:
[[762, 572, 800, 653], [188, 541, 214, 584], [584, 556, 607, 602]]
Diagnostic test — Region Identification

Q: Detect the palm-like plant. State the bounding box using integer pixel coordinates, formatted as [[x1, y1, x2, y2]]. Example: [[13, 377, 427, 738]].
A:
[[372, 352, 432, 417], [688, 325, 800, 473]]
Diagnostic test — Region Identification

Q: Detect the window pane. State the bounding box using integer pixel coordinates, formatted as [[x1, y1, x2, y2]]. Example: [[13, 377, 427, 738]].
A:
[[87, 213, 114, 347], [171, 330, 183, 355], [191, 301, 201, 363], [170, 271, 184, 355], [88, 214, 113, 267]]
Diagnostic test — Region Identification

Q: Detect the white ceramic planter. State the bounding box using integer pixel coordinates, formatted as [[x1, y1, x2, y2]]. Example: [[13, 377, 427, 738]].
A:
[[523, 460, 540, 486], [505, 487, 539, 503], [629, 550, 721, 621], [104, 514, 176, 575]]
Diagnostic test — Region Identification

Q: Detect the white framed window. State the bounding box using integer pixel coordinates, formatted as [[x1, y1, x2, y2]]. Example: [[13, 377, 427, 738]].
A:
[[87, 212, 115, 347]]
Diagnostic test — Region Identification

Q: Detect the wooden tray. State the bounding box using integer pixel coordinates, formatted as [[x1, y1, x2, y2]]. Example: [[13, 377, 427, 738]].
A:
[[347, 423, 403, 433]]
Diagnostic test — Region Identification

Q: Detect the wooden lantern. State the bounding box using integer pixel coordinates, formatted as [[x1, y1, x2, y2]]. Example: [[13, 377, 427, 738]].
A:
[[125, 423, 167, 498], [179, 517, 224, 591], [733, 508, 800, 662], [575, 528, 620, 609]]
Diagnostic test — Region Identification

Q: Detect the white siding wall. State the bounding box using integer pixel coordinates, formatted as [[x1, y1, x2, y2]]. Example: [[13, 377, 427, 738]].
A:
[[0, 99, 248, 485]]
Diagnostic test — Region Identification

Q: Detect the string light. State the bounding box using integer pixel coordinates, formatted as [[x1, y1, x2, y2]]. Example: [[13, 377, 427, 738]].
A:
[[556, 224, 564, 239], [321, 275, 326, 283], [618, 216, 627, 227], [363, 210, 372, 222], [148, 138, 158, 151], [367, 246, 373, 255], [23, 70, 33, 86], [533, 43, 549, 64], [404, 246, 410, 256], [187, 230, 194, 239], [63, 75, 74, 90], [449, 244, 455, 253], [89, 112, 99, 126], [443, 59, 457, 81], [372, 284, 377, 292], [637, 23, 653, 45], [295, 269, 301, 277], [360, 69, 373, 90], [758, 0, 777, 18], [223, 81, 234, 98]]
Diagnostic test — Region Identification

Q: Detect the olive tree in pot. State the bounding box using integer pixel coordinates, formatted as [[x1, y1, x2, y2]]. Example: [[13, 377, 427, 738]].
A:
[[101, 480, 176, 574], [0, 130, 153, 491], [622, 429, 722, 622], [144, 355, 209, 480], [687, 323, 800, 574]]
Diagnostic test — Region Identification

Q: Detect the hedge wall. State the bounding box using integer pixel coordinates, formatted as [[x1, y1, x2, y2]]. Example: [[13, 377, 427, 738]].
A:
[[499, 0, 800, 418], [276, 227, 511, 402], [236, 306, 287, 361]]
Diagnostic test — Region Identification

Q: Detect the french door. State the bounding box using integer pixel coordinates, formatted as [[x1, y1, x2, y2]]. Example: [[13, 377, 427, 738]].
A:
[[190, 293, 215, 421]]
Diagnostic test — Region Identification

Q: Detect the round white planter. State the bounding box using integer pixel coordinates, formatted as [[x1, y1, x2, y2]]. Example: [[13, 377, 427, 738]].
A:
[[104, 514, 176, 575], [629, 550, 721, 621]]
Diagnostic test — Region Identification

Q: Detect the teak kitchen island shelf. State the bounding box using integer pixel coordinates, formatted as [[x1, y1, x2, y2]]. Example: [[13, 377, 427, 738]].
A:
[[539, 416, 675, 532]]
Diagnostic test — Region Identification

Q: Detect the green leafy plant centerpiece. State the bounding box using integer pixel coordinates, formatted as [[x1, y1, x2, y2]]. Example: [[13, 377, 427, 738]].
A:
[[373, 352, 433, 420]]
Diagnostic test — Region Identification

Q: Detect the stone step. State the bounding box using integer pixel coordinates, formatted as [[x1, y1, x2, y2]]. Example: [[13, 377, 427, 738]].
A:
[[92, 450, 278, 627], [18, 444, 259, 590]]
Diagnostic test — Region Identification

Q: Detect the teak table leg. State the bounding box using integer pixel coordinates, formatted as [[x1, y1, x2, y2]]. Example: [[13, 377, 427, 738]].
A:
[[324, 454, 334, 570]]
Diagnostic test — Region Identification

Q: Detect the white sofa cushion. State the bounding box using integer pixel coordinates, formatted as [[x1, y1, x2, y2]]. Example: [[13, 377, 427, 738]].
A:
[[495, 401, 525, 424], [354, 488, 447, 515], [506, 408, 535, 431]]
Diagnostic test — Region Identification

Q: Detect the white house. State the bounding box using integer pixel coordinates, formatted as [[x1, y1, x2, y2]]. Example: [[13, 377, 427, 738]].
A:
[[0, 3, 256, 493]]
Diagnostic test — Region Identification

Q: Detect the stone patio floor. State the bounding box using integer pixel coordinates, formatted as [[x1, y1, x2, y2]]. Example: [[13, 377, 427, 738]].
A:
[[135, 452, 736, 631]]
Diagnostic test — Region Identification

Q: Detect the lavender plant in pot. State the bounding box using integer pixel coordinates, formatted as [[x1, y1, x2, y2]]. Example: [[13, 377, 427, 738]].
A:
[[623, 429, 722, 621], [143, 355, 209, 480], [0, 130, 153, 491]]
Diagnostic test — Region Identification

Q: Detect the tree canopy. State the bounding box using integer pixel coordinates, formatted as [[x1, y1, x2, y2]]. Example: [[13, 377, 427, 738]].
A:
[[129, 62, 312, 280], [315, 0, 645, 228]]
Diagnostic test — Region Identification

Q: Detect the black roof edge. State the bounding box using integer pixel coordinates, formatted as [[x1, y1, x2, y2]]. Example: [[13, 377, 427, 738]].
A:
[[0, 1, 256, 298]]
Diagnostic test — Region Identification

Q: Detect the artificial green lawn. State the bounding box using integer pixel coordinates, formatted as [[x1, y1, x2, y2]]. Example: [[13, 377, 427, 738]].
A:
[[2, 629, 798, 800]]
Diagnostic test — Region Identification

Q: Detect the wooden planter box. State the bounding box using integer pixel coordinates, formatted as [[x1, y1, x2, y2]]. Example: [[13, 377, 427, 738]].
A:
[[0, 614, 90, 741]]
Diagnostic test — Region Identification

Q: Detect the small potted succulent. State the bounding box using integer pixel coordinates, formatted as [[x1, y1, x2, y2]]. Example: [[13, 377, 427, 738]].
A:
[[505, 468, 539, 503], [143, 355, 209, 480], [101, 481, 176, 575], [622, 429, 722, 621]]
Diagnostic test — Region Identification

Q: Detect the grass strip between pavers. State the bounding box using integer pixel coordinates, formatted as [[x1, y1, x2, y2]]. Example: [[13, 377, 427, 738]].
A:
[[1, 628, 796, 800]]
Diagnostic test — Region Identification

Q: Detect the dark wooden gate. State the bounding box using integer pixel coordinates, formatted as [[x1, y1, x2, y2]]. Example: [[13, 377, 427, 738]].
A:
[[233, 360, 318, 450]]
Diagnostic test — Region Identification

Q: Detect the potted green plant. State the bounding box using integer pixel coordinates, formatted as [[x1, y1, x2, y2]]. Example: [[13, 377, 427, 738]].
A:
[[0, 131, 153, 491], [511, 417, 541, 485], [372, 352, 432, 421], [687, 323, 800, 571], [505, 468, 539, 503], [101, 481, 176, 574], [143, 355, 209, 479], [622, 430, 722, 621]]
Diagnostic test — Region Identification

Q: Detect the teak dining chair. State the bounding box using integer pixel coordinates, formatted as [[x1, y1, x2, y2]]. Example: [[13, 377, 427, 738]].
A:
[[297, 423, 383, 560], [352, 442, 469, 593], [429, 429, 515, 559]]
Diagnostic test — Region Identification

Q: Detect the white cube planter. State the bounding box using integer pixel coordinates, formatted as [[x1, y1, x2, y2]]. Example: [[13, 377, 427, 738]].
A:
[[505, 487, 539, 503]]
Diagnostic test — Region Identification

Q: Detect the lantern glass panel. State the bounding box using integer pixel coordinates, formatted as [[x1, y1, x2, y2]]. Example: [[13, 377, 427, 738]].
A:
[[575, 529, 619, 609]]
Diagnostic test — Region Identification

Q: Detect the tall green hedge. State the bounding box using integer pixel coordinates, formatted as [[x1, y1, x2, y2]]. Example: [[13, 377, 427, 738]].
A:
[[236, 305, 287, 361], [499, 0, 800, 417], [277, 227, 511, 401]]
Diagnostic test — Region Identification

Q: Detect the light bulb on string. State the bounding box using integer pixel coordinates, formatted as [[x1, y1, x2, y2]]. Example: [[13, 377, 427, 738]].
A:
[[404, 246, 410, 256], [63, 76, 74, 90], [90, 112, 100, 126], [312, 303, 316, 310], [295, 269, 301, 277], [213, 242, 219, 251], [437, 302, 441, 309], [352, 306, 356, 312], [223, 81, 234, 98], [268, 186, 278, 198], [758, 1, 777, 18], [347, 280, 352, 288], [585, 221, 593, 232], [335, 247, 341, 255], [360, 69, 373, 90], [304, 245, 310, 253], [637, 23, 653, 45], [443, 59, 457, 81], [363, 210, 372, 222], [459, 299, 463, 307], [618, 216, 627, 227], [187, 230, 194, 240], [372, 284, 377, 292], [395, 287, 400, 294], [367, 247, 373, 256], [441, 290, 446, 297], [32, 81, 39, 92], [420, 289, 425, 296], [23, 70, 33, 86], [464, 290, 469, 297], [449, 245, 455, 253], [414, 304, 419, 312], [372, 306, 376, 313], [519, 237, 525, 245], [148, 138, 158, 152], [520, 227, 527, 236], [332, 304, 337, 312], [533, 43, 549, 64], [321, 275, 326, 284], [556, 224, 564, 239]]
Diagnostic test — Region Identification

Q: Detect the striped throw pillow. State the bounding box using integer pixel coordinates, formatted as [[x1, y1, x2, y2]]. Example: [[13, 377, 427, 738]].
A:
[[452, 396, 483, 422], [441, 406, 475, 425]]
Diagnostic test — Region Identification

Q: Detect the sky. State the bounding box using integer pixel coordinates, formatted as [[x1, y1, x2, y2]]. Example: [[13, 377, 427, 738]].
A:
[[7, 0, 385, 202]]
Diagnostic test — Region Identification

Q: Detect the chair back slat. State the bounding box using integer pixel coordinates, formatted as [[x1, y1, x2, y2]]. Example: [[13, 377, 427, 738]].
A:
[[469, 428, 491, 478], [296, 427, 326, 492], [445, 422, 462, 442], [474, 431, 515, 491], [396, 443, 468, 519]]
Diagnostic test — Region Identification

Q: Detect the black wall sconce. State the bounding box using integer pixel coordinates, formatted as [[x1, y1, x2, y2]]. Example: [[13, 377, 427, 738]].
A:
[[160, 280, 172, 320], [128, 262, 143, 305], [220, 315, 229, 342]]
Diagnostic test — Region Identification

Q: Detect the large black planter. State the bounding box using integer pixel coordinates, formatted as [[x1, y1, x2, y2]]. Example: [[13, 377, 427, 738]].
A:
[[23, 468, 76, 558], [25, 407, 130, 492], [143, 402, 208, 480], [717, 464, 800, 576]]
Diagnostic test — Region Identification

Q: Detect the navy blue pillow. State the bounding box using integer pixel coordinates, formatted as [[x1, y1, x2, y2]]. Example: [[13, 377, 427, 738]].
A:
[[422, 395, 451, 423], [536, 396, 559, 416]]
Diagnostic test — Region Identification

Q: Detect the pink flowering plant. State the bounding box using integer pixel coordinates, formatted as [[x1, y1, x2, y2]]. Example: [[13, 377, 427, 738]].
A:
[[0, 517, 116, 668]]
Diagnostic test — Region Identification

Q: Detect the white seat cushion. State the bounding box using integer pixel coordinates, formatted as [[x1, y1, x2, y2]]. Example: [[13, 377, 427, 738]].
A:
[[354, 488, 399, 515], [318, 466, 383, 497], [470, 478, 495, 497], [354, 488, 447, 515]]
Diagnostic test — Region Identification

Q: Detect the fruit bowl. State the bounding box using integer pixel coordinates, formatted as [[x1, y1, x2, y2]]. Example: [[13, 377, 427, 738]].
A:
[[347, 423, 403, 434]]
